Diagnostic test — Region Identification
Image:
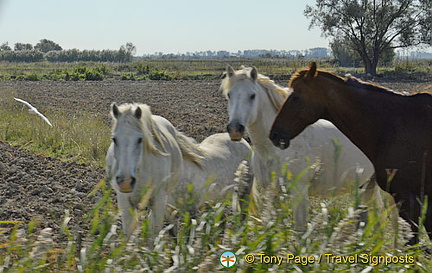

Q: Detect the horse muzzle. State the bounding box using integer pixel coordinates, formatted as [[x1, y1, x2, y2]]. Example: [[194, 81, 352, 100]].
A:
[[116, 175, 136, 193], [269, 130, 290, 150], [227, 122, 245, 141]]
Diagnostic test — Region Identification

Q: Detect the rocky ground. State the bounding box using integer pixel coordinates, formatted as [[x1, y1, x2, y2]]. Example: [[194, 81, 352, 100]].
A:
[[0, 75, 431, 240], [0, 141, 103, 237]]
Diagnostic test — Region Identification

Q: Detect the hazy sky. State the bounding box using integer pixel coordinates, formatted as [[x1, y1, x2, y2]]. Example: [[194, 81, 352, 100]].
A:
[[0, 0, 329, 56]]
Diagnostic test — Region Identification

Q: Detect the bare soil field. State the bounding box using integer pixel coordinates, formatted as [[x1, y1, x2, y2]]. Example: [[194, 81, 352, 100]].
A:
[[1, 76, 431, 239]]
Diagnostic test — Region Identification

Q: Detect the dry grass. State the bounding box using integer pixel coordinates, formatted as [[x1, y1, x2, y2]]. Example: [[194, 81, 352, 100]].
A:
[[1, 167, 431, 272]]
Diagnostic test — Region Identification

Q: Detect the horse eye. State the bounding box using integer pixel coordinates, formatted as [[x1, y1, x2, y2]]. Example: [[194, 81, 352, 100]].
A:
[[250, 94, 256, 100], [137, 137, 143, 144]]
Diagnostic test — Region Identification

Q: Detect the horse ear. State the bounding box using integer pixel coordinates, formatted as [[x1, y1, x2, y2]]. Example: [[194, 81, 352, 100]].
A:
[[134, 106, 142, 119], [250, 66, 258, 81], [306, 62, 318, 79], [226, 65, 235, 77], [111, 102, 120, 118]]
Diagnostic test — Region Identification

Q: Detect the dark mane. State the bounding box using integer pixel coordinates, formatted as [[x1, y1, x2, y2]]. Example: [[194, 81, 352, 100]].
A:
[[290, 67, 432, 97]]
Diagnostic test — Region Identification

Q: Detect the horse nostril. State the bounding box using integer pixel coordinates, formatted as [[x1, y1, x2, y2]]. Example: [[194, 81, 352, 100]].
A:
[[270, 131, 278, 141], [130, 177, 136, 187], [116, 175, 123, 185], [226, 123, 232, 133], [238, 124, 245, 134]]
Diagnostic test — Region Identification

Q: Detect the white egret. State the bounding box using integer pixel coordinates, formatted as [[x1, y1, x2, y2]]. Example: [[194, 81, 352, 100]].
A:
[[14, 97, 53, 127]]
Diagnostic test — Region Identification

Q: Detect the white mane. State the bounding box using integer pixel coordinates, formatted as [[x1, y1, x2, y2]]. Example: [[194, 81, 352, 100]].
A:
[[111, 103, 167, 156], [220, 66, 291, 111], [112, 103, 205, 165]]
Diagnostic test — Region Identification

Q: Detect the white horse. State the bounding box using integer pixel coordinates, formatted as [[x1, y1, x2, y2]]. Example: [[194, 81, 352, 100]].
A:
[[106, 103, 184, 241], [106, 103, 252, 243], [221, 66, 386, 231], [173, 132, 252, 211]]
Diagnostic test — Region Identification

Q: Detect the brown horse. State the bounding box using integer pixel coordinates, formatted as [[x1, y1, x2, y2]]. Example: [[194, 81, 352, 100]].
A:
[[270, 62, 432, 246]]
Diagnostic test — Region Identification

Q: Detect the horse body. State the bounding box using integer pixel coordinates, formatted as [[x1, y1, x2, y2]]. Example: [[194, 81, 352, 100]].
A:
[[175, 133, 252, 208], [106, 103, 183, 241], [107, 103, 252, 243], [270, 62, 432, 245], [222, 66, 383, 231]]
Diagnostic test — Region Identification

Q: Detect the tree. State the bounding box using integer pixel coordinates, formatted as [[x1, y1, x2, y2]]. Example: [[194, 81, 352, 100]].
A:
[[305, 0, 431, 75], [0, 42, 12, 51], [34, 39, 62, 53], [419, 0, 432, 45], [119, 42, 136, 62], [125, 42, 136, 56], [14, 43, 33, 51], [330, 38, 362, 67], [331, 38, 395, 67]]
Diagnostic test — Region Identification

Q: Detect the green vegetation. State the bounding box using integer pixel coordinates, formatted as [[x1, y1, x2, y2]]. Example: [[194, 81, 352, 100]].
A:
[[0, 57, 430, 82], [0, 168, 431, 271]]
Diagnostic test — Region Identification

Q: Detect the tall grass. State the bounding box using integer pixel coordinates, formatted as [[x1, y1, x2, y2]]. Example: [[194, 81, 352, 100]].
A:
[[0, 89, 110, 167], [1, 171, 431, 271]]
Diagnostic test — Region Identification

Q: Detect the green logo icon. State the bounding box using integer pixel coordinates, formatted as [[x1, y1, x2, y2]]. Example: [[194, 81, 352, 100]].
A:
[[220, 251, 237, 268]]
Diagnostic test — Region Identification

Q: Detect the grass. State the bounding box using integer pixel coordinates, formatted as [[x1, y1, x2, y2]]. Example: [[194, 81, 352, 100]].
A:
[[1, 173, 431, 272], [0, 59, 431, 271], [1, 57, 429, 82], [0, 88, 110, 167]]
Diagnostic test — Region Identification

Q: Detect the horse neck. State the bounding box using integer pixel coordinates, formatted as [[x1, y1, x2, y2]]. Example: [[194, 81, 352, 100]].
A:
[[317, 78, 384, 160], [248, 87, 282, 158]]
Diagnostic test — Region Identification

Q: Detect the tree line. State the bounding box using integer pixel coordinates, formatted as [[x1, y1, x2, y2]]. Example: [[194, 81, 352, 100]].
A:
[[0, 39, 136, 63]]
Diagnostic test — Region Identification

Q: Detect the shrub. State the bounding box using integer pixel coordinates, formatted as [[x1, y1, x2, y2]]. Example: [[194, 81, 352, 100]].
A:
[[149, 70, 172, 80], [121, 72, 136, 80], [136, 63, 150, 74], [24, 72, 40, 81], [63, 66, 104, 81], [85, 70, 103, 81]]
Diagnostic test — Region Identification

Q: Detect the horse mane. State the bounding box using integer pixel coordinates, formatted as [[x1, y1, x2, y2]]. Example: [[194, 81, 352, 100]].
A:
[[174, 130, 204, 166], [112, 103, 206, 166], [111, 103, 168, 156], [290, 66, 432, 97], [221, 66, 290, 110]]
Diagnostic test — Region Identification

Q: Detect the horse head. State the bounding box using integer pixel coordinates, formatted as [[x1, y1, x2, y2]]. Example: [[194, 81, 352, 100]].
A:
[[222, 65, 261, 141], [110, 103, 145, 193], [270, 62, 324, 149]]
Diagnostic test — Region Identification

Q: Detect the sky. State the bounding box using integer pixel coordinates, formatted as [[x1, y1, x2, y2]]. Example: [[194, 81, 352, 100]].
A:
[[0, 0, 330, 56]]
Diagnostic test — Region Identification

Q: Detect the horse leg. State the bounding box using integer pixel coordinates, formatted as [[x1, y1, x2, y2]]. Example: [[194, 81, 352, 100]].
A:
[[246, 177, 259, 215], [292, 179, 309, 233], [149, 190, 168, 247], [116, 193, 137, 239], [393, 192, 421, 246], [360, 176, 400, 235], [389, 197, 400, 248], [360, 176, 381, 226], [424, 199, 432, 242]]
